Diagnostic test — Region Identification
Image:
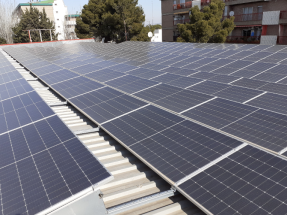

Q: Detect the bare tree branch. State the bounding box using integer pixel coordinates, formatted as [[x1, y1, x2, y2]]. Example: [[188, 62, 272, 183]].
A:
[[0, 0, 17, 43]]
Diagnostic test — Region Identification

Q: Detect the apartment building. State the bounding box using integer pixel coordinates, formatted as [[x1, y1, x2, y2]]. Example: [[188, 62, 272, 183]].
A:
[[161, 0, 287, 45], [64, 14, 79, 39], [14, 0, 68, 40]]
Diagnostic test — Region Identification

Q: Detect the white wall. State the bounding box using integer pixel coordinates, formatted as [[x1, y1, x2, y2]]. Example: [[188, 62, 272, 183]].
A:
[[53, 0, 68, 40], [151, 29, 162, 42]]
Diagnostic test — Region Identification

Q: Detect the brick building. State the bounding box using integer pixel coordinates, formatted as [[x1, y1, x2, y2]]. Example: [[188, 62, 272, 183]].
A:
[[161, 0, 287, 45]]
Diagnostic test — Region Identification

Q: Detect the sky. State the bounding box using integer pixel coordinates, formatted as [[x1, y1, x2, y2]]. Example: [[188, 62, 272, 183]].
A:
[[16, 0, 162, 25]]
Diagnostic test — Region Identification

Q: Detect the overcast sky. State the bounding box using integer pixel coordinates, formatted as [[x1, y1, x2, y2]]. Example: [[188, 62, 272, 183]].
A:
[[16, 0, 162, 25]]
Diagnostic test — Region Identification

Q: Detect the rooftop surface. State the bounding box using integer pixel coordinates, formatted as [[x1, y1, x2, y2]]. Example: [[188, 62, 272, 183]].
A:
[[2, 40, 287, 214]]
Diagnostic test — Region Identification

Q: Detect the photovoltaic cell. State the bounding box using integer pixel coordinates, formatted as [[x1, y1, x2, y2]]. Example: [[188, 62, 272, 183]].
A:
[[231, 78, 268, 89], [222, 109, 287, 152], [131, 120, 242, 182], [208, 75, 240, 84], [40, 69, 79, 85], [258, 83, 287, 96], [179, 145, 287, 215], [133, 84, 182, 102], [0, 115, 111, 215], [188, 81, 230, 95], [214, 86, 264, 103], [251, 72, 286, 83], [78, 94, 147, 123], [85, 69, 125, 82], [246, 93, 287, 115], [102, 105, 184, 146], [182, 98, 258, 129], [52, 76, 104, 99], [154, 90, 214, 113]]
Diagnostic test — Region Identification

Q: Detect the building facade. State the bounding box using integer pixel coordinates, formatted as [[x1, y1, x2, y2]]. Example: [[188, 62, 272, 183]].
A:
[[64, 14, 79, 40], [161, 0, 287, 45], [14, 0, 68, 40]]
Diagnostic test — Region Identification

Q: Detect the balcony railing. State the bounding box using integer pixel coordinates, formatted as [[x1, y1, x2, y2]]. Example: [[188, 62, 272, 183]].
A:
[[278, 36, 287, 45], [223, 13, 263, 22], [174, 19, 190, 25], [173, 1, 192, 10], [280, 11, 287, 19], [225, 36, 261, 44]]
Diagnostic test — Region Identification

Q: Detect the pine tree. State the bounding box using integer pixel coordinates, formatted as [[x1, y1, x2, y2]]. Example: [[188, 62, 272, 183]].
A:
[[177, 0, 234, 43], [75, 0, 145, 43], [12, 5, 58, 43], [131, 24, 162, 42]]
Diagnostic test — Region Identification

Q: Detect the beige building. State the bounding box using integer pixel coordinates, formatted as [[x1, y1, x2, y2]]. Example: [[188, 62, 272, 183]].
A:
[[13, 0, 68, 40], [64, 14, 79, 39]]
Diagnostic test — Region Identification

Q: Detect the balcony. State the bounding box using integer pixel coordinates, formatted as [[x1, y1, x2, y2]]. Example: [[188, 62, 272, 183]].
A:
[[173, 1, 192, 10], [224, 0, 270, 6], [278, 36, 287, 45], [174, 19, 190, 25], [66, 21, 76, 25], [223, 13, 263, 23], [225, 36, 261, 44]]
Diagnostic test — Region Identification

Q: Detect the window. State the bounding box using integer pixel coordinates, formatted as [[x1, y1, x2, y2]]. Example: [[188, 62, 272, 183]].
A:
[[257, 6, 263, 19], [243, 7, 253, 21], [224, 6, 228, 16]]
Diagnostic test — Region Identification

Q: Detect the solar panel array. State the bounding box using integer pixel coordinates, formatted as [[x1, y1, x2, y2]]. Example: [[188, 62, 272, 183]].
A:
[[4, 41, 287, 215], [0, 52, 111, 215]]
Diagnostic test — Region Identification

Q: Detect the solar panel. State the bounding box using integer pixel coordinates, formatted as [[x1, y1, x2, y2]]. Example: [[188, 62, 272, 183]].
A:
[[151, 73, 182, 83], [182, 98, 258, 129], [214, 86, 264, 103], [116, 79, 159, 94], [231, 69, 261, 78], [71, 64, 102, 75], [251, 72, 286, 83], [258, 83, 287, 96], [130, 120, 243, 183], [179, 145, 287, 215], [85, 69, 125, 82], [222, 109, 287, 152], [246, 93, 287, 115], [154, 90, 214, 113], [133, 84, 182, 102], [190, 72, 217, 79], [231, 78, 268, 89], [102, 105, 184, 146], [0, 79, 34, 101], [52, 76, 105, 99], [167, 77, 203, 89], [208, 75, 240, 84], [188, 81, 230, 95], [70, 87, 123, 110], [0, 115, 111, 215], [40, 69, 79, 85], [74, 94, 147, 124]]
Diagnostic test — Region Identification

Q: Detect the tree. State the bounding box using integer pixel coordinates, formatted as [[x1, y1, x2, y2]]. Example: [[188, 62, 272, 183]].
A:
[[75, 0, 145, 43], [131, 24, 162, 41], [0, 0, 17, 44], [177, 0, 234, 43], [12, 5, 58, 43], [0, 37, 6, 44]]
